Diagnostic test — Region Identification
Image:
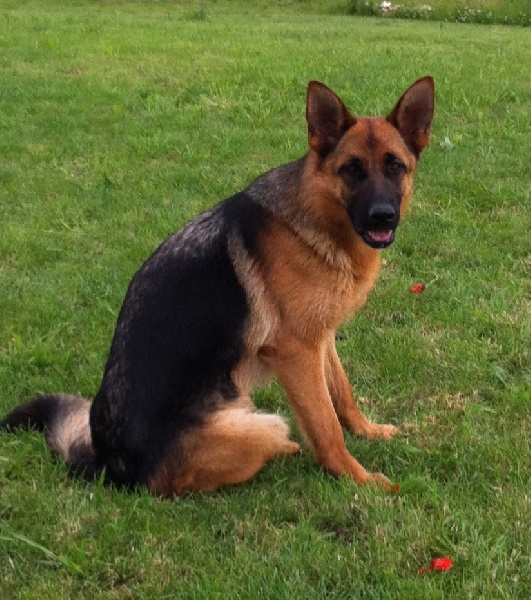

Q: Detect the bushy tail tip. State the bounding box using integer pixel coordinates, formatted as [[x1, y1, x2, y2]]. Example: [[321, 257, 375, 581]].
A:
[[1, 394, 99, 481]]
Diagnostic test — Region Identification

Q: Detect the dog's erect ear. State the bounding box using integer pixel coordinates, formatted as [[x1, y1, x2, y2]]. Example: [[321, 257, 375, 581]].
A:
[[387, 76, 435, 158], [306, 81, 355, 157]]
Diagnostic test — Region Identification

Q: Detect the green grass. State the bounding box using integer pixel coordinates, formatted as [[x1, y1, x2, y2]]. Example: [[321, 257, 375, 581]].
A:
[[0, 1, 530, 598]]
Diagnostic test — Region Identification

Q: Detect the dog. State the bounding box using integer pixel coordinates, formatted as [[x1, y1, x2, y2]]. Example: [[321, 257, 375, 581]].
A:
[[0, 77, 434, 495]]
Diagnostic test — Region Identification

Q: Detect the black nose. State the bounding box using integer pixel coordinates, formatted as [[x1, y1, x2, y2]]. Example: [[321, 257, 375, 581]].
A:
[[368, 204, 396, 225]]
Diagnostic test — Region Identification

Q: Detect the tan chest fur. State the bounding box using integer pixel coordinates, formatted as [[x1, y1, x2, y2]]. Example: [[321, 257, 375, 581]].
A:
[[228, 212, 382, 397], [258, 218, 380, 339]]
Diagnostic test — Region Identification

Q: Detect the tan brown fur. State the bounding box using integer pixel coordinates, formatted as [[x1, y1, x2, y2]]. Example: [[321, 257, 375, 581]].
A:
[[45, 395, 92, 463], [147, 77, 434, 495], [148, 400, 300, 497], [250, 216, 391, 487]]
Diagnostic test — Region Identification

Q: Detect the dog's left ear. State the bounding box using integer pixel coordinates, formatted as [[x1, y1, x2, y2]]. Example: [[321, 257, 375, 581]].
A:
[[387, 76, 435, 158], [306, 81, 355, 157]]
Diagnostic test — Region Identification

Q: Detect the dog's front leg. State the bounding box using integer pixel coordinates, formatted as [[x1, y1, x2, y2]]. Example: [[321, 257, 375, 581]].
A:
[[324, 333, 399, 440], [261, 336, 391, 489]]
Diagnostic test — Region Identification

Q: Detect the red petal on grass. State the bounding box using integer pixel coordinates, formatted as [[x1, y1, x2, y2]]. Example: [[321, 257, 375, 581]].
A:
[[431, 557, 453, 571], [418, 557, 453, 574], [409, 283, 425, 293], [394, 483, 400, 493]]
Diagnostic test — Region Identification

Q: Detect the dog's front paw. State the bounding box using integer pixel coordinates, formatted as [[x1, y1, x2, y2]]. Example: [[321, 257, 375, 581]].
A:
[[367, 472, 395, 491], [360, 422, 399, 441]]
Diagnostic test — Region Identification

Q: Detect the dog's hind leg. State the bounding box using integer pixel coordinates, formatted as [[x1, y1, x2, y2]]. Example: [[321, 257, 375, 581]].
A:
[[148, 402, 300, 497]]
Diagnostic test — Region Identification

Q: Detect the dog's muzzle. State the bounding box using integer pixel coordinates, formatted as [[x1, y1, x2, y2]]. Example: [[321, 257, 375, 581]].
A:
[[363, 229, 395, 249], [360, 203, 398, 249]]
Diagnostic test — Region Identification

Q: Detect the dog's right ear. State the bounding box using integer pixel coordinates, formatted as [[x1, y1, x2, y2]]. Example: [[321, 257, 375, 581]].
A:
[[306, 81, 355, 157]]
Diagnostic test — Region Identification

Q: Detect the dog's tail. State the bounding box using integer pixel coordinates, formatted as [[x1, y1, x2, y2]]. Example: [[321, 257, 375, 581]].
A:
[[0, 394, 99, 480]]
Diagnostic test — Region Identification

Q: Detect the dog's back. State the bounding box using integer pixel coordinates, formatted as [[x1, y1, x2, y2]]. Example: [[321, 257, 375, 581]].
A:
[[90, 191, 274, 488], [1, 177, 302, 490]]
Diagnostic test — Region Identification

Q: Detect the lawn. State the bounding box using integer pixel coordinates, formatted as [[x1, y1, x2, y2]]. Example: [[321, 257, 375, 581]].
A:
[[0, 1, 529, 598]]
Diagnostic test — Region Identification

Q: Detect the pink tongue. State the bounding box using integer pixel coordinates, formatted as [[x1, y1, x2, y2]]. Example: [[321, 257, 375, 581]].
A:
[[368, 230, 392, 242]]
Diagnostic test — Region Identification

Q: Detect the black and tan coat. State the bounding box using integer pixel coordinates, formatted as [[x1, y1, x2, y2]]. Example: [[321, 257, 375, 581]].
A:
[[1, 77, 435, 496]]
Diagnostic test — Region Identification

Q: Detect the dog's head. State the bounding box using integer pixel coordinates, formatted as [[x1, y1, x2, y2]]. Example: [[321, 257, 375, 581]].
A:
[[306, 77, 434, 249]]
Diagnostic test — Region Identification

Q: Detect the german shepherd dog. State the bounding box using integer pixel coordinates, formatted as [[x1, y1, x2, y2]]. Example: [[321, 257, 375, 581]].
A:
[[1, 77, 434, 495]]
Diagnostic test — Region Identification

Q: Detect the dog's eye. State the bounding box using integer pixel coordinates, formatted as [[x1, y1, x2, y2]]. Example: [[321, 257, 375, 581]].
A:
[[339, 158, 366, 182], [385, 154, 406, 177]]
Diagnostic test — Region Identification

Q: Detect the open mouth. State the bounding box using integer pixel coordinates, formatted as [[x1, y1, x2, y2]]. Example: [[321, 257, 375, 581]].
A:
[[362, 229, 395, 249]]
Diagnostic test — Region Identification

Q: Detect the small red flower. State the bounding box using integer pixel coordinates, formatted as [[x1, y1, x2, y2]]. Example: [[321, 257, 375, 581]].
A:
[[431, 557, 453, 571], [394, 483, 400, 493], [409, 283, 425, 293], [418, 557, 453, 574]]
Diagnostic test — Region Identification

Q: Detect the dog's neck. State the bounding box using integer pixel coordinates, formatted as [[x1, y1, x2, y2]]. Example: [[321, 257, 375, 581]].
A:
[[247, 156, 380, 277]]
